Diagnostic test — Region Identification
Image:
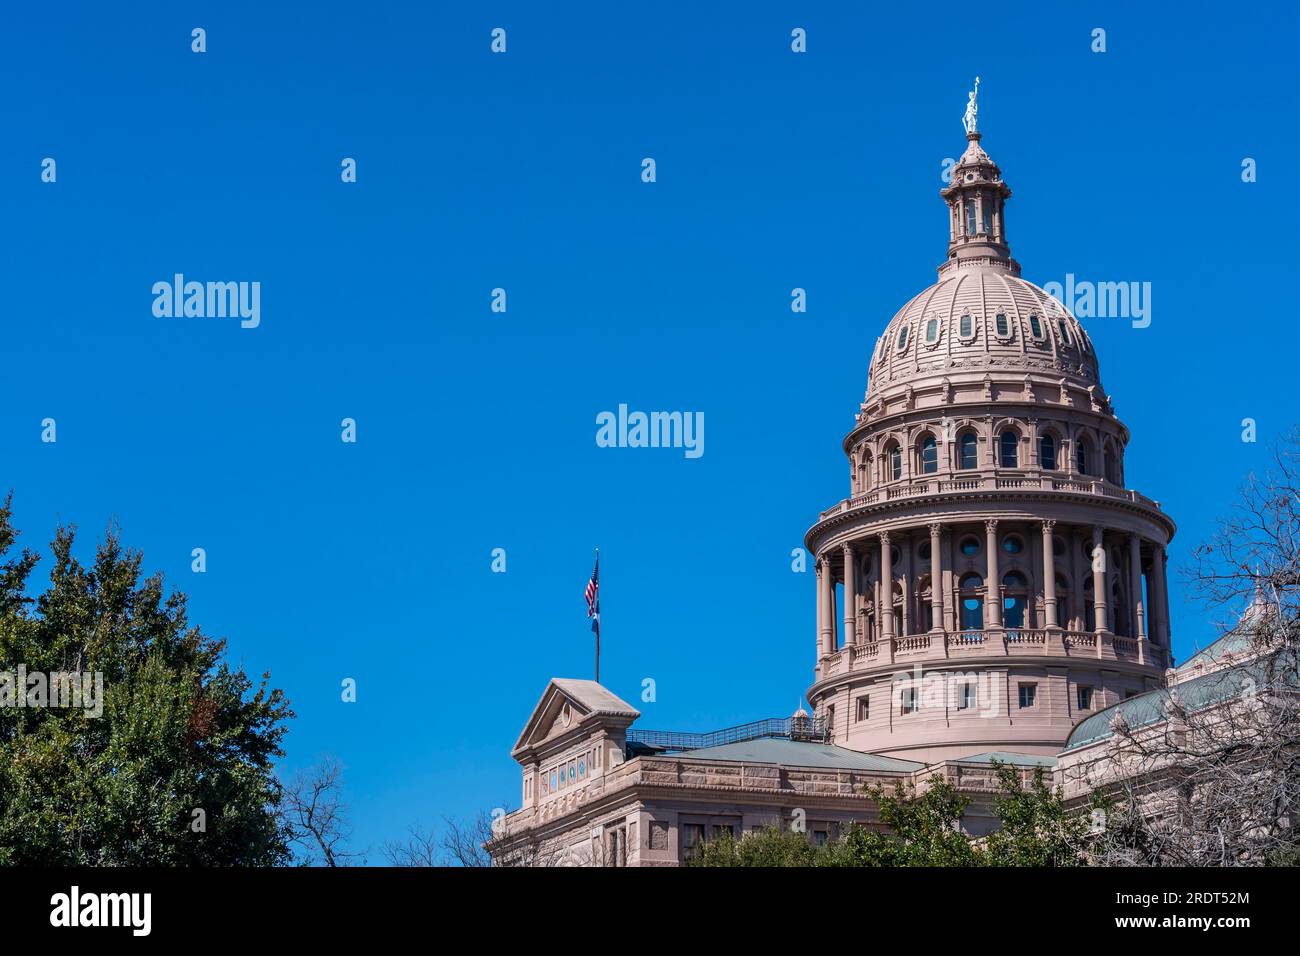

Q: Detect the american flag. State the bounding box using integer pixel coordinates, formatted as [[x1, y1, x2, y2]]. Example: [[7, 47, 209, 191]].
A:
[[585, 554, 600, 633]]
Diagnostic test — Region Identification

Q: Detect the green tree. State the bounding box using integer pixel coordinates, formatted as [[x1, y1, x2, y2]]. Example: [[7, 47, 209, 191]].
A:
[[982, 763, 1089, 867], [0, 497, 294, 865], [687, 825, 825, 867], [825, 781, 980, 866], [689, 781, 982, 868], [688, 767, 1106, 867]]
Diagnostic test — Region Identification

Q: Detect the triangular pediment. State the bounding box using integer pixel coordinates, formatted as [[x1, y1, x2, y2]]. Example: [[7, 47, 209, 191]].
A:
[[511, 679, 639, 759]]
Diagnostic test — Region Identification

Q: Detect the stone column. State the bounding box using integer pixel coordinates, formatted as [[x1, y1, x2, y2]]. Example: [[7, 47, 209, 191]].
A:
[[815, 559, 826, 660], [928, 522, 944, 633], [1041, 520, 1058, 628], [1151, 544, 1169, 646], [985, 520, 1001, 627], [1091, 526, 1109, 635], [1129, 535, 1146, 642], [842, 543, 857, 647], [880, 533, 895, 641], [873, 578, 881, 644], [819, 555, 834, 654]]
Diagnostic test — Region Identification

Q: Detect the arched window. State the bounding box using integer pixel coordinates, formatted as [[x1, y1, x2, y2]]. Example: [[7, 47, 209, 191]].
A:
[[959, 573, 984, 630], [958, 432, 979, 470], [1057, 319, 1071, 345], [999, 430, 1019, 468], [1003, 571, 1028, 629], [959, 313, 974, 338], [919, 434, 938, 474], [889, 443, 902, 481], [1028, 313, 1044, 339], [1104, 442, 1120, 484], [924, 317, 939, 344], [1076, 438, 1091, 475], [857, 452, 871, 492], [995, 312, 1010, 337], [1039, 434, 1057, 470], [896, 325, 909, 351]]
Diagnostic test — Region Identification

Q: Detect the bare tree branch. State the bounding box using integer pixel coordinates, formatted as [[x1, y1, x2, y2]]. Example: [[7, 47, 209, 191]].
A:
[[279, 757, 366, 867], [1089, 429, 1300, 865]]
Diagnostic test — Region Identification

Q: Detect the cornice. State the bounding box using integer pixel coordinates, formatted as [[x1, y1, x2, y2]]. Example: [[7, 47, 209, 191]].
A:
[[805, 653, 1164, 702], [805, 486, 1175, 553]]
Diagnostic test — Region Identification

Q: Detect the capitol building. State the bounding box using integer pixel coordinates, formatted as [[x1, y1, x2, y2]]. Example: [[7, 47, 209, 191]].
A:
[[490, 105, 1209, 866]]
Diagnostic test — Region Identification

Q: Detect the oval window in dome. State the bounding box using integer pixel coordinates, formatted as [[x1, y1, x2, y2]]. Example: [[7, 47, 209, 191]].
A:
[[925, 317, 939, 344], [995, 312, 1009, 337], [1028, 313, 1044, 339], [896, 325, 909, 351], [960, 313, 974, 338]]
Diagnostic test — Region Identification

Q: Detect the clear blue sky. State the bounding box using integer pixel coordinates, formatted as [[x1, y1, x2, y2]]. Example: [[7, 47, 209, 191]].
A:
[[2, 1, 1296, 854]]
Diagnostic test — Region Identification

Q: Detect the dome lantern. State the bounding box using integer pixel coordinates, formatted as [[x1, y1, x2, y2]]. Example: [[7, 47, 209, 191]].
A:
[[941, 79, 1017, 278]]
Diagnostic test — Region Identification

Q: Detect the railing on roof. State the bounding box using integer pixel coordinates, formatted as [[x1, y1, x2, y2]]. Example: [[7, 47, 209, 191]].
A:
[[626, 715, 830, 752], [817, 473, 1164, 521]]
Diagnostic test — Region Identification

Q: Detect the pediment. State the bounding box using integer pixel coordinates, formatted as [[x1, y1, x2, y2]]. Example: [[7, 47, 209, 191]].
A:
[[511, 679, 639, 759]]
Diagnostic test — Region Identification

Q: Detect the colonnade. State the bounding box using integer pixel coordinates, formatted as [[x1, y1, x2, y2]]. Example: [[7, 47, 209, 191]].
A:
[[815, 520, 1170, 661]]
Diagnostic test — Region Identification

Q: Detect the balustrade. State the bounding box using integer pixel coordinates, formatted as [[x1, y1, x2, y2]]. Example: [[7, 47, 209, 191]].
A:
[[817, 474, 1163, 519], [818, 628, 1163, 679]]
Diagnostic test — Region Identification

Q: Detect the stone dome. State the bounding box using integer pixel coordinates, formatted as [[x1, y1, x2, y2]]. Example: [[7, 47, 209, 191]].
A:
[[803, 93, 1176, 763], [866, 269, 1102, 399]]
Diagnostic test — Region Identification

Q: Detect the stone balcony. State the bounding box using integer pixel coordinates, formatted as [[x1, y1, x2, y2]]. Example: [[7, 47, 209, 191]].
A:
[[816, 473, 1165, 523], [815, 628, 1166, 682]]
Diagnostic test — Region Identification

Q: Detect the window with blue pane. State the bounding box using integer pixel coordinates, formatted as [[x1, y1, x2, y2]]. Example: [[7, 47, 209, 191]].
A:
[[920, 435, 937, 474], [959, 433, 979, 469]]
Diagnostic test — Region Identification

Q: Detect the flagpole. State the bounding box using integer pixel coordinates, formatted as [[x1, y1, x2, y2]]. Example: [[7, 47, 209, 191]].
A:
[[594, 548, 601, 684]]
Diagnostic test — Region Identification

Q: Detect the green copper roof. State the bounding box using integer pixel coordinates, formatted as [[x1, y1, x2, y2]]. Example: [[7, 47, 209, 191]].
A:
[[670, 737, 924, 772], [1176, 629, 1254, 674], [1178, 591, 1276, 674], [1063, 657, 1274, 751]]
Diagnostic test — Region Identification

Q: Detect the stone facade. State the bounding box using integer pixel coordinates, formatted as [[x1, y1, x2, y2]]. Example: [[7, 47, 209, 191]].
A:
[[490, 115, 1184, 867]]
